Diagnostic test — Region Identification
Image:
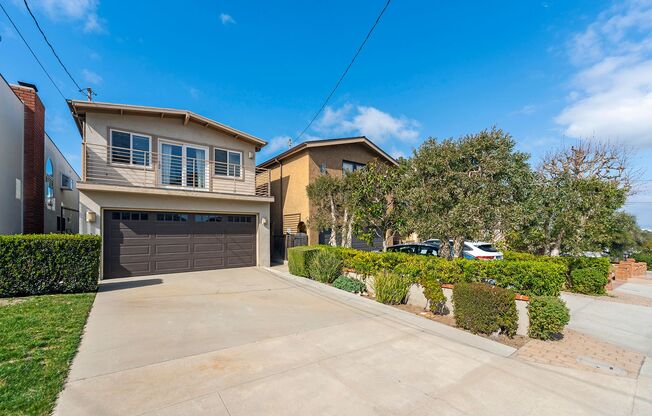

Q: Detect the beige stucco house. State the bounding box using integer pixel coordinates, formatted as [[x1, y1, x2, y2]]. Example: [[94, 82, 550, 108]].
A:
[[257, 136, 397, 258], [68, 100, 273, 278]]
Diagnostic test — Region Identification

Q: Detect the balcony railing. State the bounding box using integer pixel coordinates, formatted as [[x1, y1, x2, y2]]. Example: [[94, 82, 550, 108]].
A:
[[82, 142, 271, 197]]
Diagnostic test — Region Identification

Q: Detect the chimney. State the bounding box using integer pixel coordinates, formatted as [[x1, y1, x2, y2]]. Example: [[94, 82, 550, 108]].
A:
[[11, 82, 45, 234]]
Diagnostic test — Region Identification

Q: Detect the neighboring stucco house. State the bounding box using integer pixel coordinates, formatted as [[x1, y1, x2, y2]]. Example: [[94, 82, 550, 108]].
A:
[[257, 136, 398, 259], [0, 76, 79, 235], [67, 100, 273, 278]]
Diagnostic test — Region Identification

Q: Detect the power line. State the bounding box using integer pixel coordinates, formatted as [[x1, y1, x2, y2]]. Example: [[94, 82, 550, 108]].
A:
[[22, 0, 84, 94], [295, 0, 393, 142], [0, 1, 66, 99]]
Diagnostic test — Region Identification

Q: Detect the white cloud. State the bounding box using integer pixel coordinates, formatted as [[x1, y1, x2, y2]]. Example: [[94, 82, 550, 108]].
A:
[[264, 135, 293, 154], [30, 0, 105, 33], [556, 0, 652, 148], [188, 87, 200, 99], [513, 104, 537, 115], [220, 13, 236, 25], [82, 68, 102, 84], [315, 103, 420, 143]]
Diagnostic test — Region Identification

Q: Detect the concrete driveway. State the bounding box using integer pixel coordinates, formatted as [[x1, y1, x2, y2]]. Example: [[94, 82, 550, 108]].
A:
[[56, 267, 651, 415]]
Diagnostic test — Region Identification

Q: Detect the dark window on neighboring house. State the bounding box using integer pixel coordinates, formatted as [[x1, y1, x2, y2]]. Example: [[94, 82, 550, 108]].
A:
[[61, 173, 74, 190], [342, 160, 365, 174]]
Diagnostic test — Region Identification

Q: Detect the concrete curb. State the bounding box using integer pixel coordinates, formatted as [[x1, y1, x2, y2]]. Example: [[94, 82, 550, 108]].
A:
[[264, 267, 517, 358]]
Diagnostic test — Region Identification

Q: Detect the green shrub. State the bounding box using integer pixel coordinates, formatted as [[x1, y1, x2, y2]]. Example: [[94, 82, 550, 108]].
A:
[[452, 283, 517, 337], [332, 275, 366, 293], [288, 246, 320, 277], [422, 280, 447, 314], [631, 252, 652, 270], [482, 261, 567, 297], [528, 296, 570, 340], [309, 250, 343, 283], [569, 268, 608, 295], [373, 270, 411, 304], [0, 234, 101, 297]]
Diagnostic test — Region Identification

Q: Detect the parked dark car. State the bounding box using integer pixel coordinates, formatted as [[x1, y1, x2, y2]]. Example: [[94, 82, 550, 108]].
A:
[[386, 243, 438, 256]]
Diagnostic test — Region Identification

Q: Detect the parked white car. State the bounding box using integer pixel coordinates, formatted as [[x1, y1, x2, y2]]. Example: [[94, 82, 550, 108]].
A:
[[423, 240, 503, 260]]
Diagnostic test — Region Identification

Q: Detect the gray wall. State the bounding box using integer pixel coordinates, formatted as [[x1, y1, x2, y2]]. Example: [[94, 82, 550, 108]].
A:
[[0, 77, 24, 234], [44, 134, 80, 233]]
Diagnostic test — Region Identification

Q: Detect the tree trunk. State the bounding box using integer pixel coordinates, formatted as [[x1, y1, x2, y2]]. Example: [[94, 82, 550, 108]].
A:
[[438, 237, 451, 259], [329, 195, 338, 247], [452, 237, 465, 258], [345, 212, 354, 248], [383, 228, 393, 252]]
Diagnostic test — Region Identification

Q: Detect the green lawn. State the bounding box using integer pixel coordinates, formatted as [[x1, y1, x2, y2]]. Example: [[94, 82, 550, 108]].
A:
[[0, 293, 95, 416]]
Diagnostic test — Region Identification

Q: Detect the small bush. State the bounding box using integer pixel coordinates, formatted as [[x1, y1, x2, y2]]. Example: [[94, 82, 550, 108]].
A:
[[373, 270, 411, 304], [0, 234, 101, 297], [528, 296, 570, 340], [309, 250, 343, 283], [332, 275, 366, 293], [288, 246, 320, 278], [569, 268, 608, 295], [421, 280, 447, 314], [452, 283, 517, 337]]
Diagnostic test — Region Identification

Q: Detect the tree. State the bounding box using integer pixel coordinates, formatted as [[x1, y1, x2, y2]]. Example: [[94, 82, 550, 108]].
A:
[[306, 174, 342, 246], [346, 160, 407, 251], [406, 127, 531, 257], [517, 140, 634, 256]]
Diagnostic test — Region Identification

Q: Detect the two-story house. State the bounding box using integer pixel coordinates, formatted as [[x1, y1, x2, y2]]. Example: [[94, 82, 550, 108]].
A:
[[68, 100, 273, 278], [0, 76, 80, 235], [257, 136, 397, 259]]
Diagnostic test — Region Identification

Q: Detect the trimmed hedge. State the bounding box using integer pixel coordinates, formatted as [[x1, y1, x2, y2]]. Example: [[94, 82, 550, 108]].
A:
[[631, 252, 652, 270], [320, 247, 566, 296], [452, 283, 517, 337], [528, 296, 570, 340], [288, 246, 320, 278], [569, 268, 608, 295], [332, 275, 366, 293], [308, 250, 343, 283], [0, 234, 101, 297]]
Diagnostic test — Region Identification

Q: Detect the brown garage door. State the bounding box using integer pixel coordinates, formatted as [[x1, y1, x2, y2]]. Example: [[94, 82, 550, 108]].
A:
[[103, 211, 256, 278]]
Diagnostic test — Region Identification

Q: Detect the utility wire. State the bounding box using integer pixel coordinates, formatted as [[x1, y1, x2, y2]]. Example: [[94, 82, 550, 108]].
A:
[[23, 0, 84, 94], [295, 0, 392, 142], [0, 1, 66, 99]]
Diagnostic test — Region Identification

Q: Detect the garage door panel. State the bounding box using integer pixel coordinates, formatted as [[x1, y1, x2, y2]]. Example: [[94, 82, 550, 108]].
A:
[[104, 211, 256, 278], [111, 261, 152, 275], [154, 259, 191, 273], [193, 257, 226, 269], [117, 245, 151, 256], [193, 243, 225, 254], [155, 244, 191, 255]]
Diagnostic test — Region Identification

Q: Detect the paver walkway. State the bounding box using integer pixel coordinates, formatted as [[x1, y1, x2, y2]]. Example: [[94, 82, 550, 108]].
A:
[[55, 267, 652, 415]]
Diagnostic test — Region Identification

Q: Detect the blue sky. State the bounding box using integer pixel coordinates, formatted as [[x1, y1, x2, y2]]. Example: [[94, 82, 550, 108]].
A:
[[1, 0, 651, 227]]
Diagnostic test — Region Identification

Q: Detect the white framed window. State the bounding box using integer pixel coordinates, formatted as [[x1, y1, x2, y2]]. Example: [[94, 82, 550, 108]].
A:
[[214, 148, 242, 178], [110, 129, 152, 167], [158, 140, 209, 190]]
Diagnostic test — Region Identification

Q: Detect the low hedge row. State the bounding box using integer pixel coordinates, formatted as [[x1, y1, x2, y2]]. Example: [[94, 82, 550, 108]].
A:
[[318, 246, 566, 296], [0, 234, 101, 297], [452, 283, 517, 336], [631, 252, 652, 270], [287, 246, 320, 277]]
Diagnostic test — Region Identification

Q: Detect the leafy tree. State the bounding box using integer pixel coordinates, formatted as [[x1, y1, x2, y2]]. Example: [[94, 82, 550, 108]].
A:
[[346, 160, 407, 251], [406, 127, 531, 257], [306, 174, 342, 246]]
